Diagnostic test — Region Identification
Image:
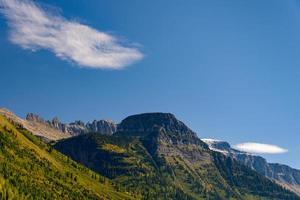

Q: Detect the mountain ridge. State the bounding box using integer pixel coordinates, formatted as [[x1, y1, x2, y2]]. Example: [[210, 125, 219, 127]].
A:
[[202, 138, 300, 196], [26, 113, 117, 136], [55, 112, 300, 199]]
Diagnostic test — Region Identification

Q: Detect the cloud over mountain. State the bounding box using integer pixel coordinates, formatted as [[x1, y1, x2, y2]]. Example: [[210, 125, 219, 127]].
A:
[[234, 142, 288, 154], [0, 0, 143, 69]]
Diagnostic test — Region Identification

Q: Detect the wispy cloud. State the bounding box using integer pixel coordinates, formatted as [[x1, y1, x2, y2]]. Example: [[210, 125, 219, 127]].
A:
[[0, 0, 143, 69], [234, 142, 288, 154]]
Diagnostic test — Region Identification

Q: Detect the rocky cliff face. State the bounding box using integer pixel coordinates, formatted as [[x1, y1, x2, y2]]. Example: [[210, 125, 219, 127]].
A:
[[116, 113, 203, 147], [87, 120, 117, 135], [26, 113, 117, 136], [203, 139, 300, 196], [26, 113, 47, 123]]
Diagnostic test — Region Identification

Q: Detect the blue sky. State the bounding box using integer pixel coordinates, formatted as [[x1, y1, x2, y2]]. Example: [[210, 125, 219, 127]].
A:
[[0, 0, 300, 168]]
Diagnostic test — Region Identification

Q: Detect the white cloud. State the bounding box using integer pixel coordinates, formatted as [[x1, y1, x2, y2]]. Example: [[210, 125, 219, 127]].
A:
[[0, 0, 143, 69], [234, 142, 288, 154]]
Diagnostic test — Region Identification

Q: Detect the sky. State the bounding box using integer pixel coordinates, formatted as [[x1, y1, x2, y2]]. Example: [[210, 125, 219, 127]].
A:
[[0, 0, 300, 169]]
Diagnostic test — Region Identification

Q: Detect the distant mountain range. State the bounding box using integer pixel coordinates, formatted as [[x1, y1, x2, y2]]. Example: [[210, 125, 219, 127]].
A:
[[203, 139, 300, 196], [26, 113, 117, 136], [0, 108, 117, 141], [0, 107, 299, 199]]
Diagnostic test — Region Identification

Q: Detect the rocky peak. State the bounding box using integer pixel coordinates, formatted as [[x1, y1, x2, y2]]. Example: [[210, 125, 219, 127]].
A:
[[116, 113, 206, 147], [202, 139, 231, 152], [86, 120, 117, 135], [26, 113, 46, 124], [70, 120, 85, 126], [118, 113, 194, 134], [51, 117, 62, 129]]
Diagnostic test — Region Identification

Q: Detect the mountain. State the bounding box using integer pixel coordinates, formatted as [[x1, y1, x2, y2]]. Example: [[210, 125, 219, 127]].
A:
[[202, 139, 300, 196], [26, 113, 117, 136], [54, 113, 300, 200], [0, 108, 70, 141], [0, 108, 117, 142], [0, 114, 133, 199]]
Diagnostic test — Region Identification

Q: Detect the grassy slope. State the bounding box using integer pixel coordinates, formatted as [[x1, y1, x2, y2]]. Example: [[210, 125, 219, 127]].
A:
[[0, 115, 135, 200], [0, 108, 70, 141], [55, 133, 300, 200]]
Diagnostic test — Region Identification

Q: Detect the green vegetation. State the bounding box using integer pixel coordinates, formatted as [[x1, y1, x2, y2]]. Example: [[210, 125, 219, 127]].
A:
[[55, 132, 300, 200], [56, 134, 192, 199], [0, 115, 134, 200]]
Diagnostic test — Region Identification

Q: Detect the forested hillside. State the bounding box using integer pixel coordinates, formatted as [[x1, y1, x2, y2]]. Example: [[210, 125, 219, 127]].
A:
[[0, 115, 134, 200]]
